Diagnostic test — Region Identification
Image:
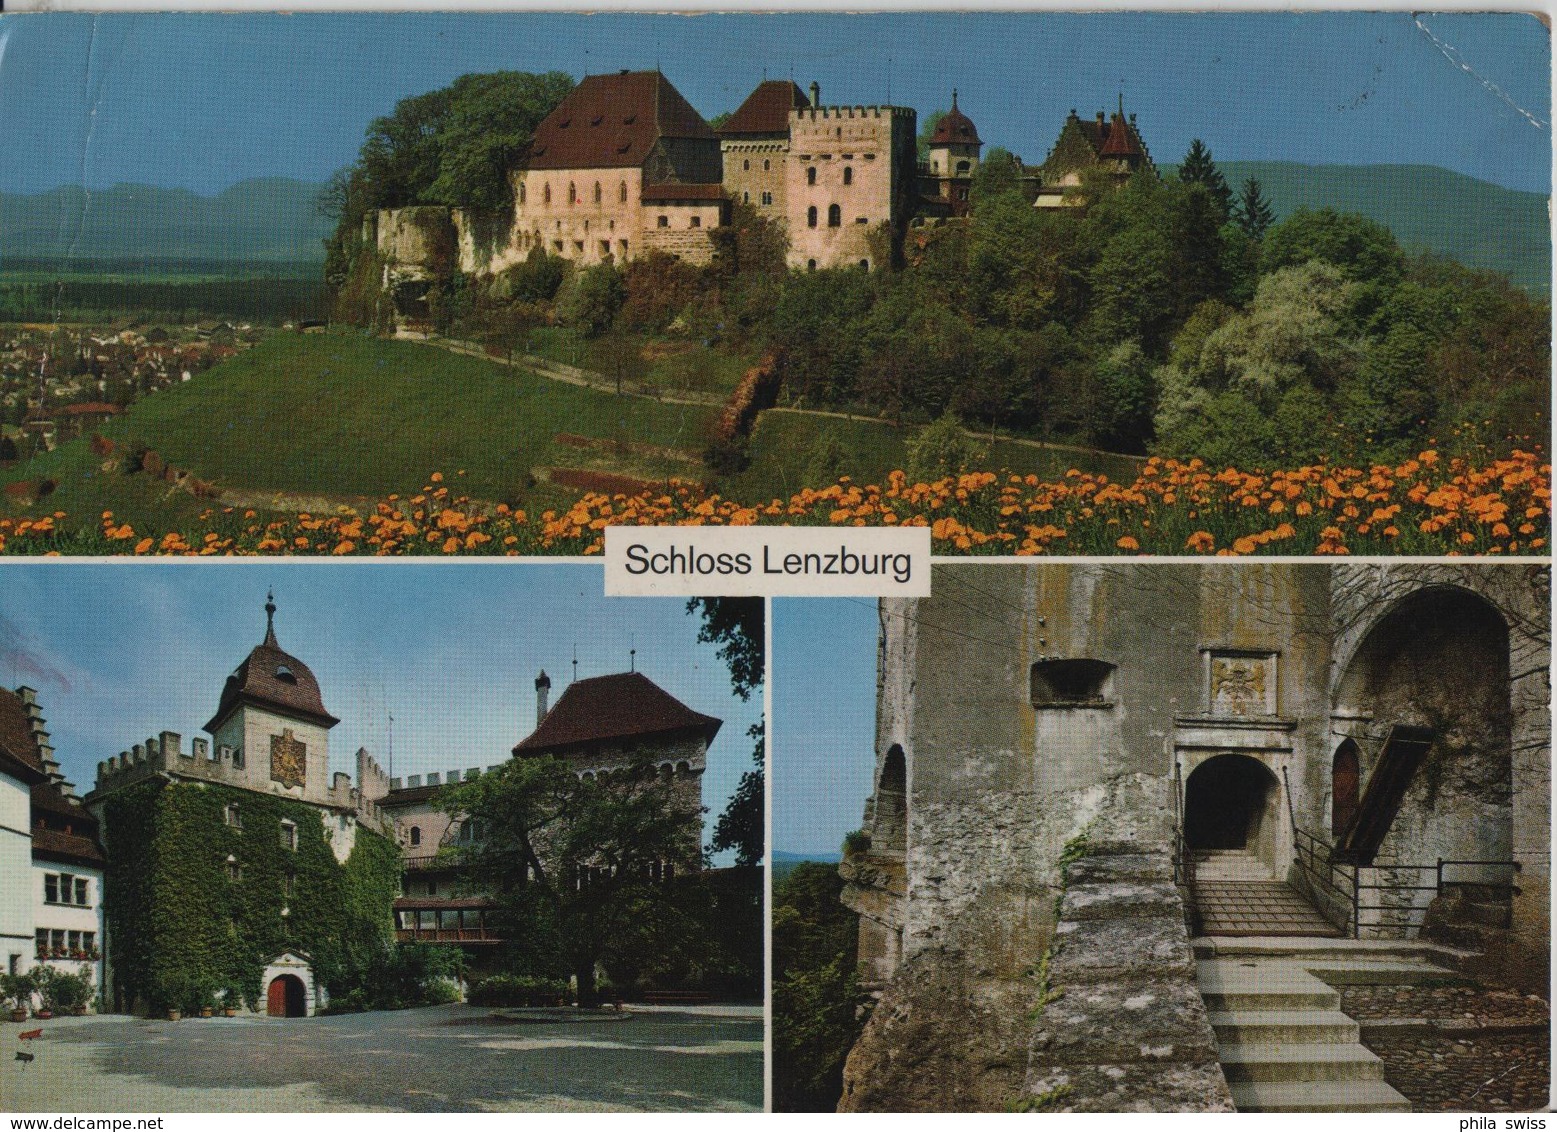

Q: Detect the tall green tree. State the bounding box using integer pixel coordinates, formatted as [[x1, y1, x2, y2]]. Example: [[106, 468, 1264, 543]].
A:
[[1235, 177, 1275, 241], [688, 598, 765, 868], [440, 752, 705, 1005], [427, 71, 576, 218], [1177, 138, 1233, 220]]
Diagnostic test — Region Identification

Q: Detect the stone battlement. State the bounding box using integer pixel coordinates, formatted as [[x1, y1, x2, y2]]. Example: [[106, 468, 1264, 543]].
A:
[[93, 729, 390, 834], [792, 105, 914, 122]]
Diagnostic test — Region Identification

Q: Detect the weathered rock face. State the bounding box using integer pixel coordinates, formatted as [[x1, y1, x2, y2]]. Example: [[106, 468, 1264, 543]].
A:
[[838, 563, 1549, 1109], [1024, 841, 1234, 1113]]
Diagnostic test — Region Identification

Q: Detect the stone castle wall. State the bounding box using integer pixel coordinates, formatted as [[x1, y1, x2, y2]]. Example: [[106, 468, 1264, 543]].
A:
[[785, 105, 915, 271]]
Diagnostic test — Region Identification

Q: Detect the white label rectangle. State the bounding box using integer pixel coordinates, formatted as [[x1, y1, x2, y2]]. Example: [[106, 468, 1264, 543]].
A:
[[604, 526, 931, 597]]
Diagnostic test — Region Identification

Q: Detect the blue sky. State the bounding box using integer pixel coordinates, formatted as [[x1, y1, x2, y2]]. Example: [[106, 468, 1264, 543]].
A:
[[772, 597, 878, 858], [0, 562, 762, 864], [0, 11, 1548, 196]]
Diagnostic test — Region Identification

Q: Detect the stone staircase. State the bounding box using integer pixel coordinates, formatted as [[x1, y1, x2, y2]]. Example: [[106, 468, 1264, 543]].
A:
[[1195, 940, 1475, 1112]]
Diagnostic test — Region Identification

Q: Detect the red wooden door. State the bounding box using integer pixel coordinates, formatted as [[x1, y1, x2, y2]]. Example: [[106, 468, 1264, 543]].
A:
[[267, 977, 286, 1017]]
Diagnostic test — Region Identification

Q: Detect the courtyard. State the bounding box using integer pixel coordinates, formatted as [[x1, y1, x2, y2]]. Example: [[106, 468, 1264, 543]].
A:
[[0, 1003, 763, 1112]]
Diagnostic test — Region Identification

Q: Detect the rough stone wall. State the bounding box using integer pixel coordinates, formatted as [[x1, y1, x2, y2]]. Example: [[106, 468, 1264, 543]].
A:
[[507, 166, 644, 271], [1023, 842, 1234, 1112], [376, 206, 457, 275], [1323, 564, 1549, 988], [639, 202, 723, 265], [721, 139, 788, 216], [785, 105, 914, 270]]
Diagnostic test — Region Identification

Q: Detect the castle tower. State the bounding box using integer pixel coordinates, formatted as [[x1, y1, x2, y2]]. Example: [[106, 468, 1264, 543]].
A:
[[719, 79, 809, 219], [924, 90, 982, 216], [202, 591, 341, 803], [785, 83, 917, 272]]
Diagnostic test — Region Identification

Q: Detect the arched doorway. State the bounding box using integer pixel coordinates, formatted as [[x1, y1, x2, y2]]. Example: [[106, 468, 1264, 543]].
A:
[[1183, 754, 1282, 872], [267, 974, 307, 1017], [1332, 740, 1360, 837]]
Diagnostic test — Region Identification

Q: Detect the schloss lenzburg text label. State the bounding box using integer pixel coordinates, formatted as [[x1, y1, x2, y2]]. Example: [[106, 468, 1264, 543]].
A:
[[604, 526, 930, 596]]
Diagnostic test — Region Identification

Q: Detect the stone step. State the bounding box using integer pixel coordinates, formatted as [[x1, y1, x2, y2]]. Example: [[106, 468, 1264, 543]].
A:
[[1197, 962, 1340, 1012], [1229, 1079, 1412, 1113], [1193, 935, 1477, 966], [1298, 958, 1472, 986], [1208, 1008, 1360, 1045], [1217, 1041, 1386, 1083]]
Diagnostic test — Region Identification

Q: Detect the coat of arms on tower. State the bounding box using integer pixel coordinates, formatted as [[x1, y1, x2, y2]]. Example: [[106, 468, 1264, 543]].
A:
[[271, 729, 307, 788], [1208, 652, 1276, 716]]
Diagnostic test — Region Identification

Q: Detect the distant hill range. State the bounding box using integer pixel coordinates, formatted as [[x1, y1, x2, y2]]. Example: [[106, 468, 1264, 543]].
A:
[[2, 165, 1546, 292], [1209, 162, 1550, 295], [1, 178, 333, 272], [774, 849, 842, 883]]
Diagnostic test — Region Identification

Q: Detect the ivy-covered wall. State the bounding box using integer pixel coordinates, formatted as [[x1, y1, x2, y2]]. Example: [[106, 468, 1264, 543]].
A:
[[100, 779, 399, 1012]]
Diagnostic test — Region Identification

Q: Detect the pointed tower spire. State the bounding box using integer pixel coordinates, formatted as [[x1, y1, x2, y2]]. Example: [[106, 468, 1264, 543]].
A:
[[951, 88, 958, 110], [264, 589, 278, 647]]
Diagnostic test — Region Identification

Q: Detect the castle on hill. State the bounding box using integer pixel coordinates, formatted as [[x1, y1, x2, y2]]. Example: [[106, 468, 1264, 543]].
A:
[[366, 70, 1155, 325]]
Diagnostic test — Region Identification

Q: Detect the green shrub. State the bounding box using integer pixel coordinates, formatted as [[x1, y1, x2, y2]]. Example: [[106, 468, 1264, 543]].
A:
[[467, 973, 569, 1007]]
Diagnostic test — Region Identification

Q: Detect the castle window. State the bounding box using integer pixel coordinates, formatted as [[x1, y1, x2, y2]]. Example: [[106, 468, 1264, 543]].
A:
[[543, 183, 551, 204], [956, 160, 971, 175], [594, 182, 602, 204], [689, 216, 701, 228], [283, 873, 295, 899], [573, 240, 584, 254], [224, 803, 241, 829], [409, 826, 421, 847], [225, 856, 242, 883], [519, 182, 526, 205], [743, 159, 750, 171], [743, 191, 749, 204], [763, 159, 770, 171], [843, 166, 853, 186], [619, 182, 627, 203], [568, 182, 577, 204], [600, 240, 611, 257], [274, 665, 296, 684], [280, 820, 297, 852], [552, 240, 563, 254], [827, 203, 841, 227], [855, 216, 869, 224], [44, 874, 61, 904], [806, 167, 817, 185], [74, 877, 89, 905], [760, 191, 773, 206], [657, 215, 669, 228], [1031, 659, 1116, 707], [807, 206, 817, 228], [619, 240, 629, 254], [807, 259, 816, 271], [859, 259, 870, 271]]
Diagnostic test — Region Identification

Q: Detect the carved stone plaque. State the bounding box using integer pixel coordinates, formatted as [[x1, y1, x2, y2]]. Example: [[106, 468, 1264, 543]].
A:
[[1207, 652, 1277, 717], [271, 728, 307, 788]]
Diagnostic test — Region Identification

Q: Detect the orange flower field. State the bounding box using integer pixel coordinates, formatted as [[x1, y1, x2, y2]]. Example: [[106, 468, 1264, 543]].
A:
[[0, 451, 1547, 557]]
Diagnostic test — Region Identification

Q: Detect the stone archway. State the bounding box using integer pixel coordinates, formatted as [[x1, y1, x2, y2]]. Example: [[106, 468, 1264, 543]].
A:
[[266, 973, 307, 1017], [1183, 753, 1283, 876]]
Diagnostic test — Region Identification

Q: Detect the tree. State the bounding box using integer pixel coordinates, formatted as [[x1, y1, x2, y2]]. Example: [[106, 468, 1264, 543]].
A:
[[1261, 207, 1405, 287], [426, 71, 576, 219], [916, 110, 947, 162], [1177, 139, 1232, 220], [967, 146, 1023, 204], [1235, 177, 1275, 241], [905, 411, 987, 482], [558, 263, 627, 338], [688, 597, 765, 867], [440, 752, 705, 1006]]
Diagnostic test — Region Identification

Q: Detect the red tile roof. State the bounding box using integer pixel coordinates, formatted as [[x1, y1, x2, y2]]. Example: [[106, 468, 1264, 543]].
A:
[[513, 671, 721, 756], [718, 80, 809, 137], [930, 93, 981, 147], [528, 71, 716, 171], [1100, 112, 1145, 159], [0, 688, 46, 785], [32, 825, 105, 867], [641, 182, 726, 202], [204, 615, 338, 733]]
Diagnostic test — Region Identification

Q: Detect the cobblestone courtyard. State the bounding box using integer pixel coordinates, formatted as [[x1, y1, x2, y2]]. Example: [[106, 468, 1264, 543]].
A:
[[1342, 985, 1551, 1112], [0, 1004, 763, 1112]]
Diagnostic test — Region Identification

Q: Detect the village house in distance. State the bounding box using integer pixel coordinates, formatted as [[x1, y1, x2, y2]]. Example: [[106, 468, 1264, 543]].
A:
[[367, 67, 1145, 325]]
